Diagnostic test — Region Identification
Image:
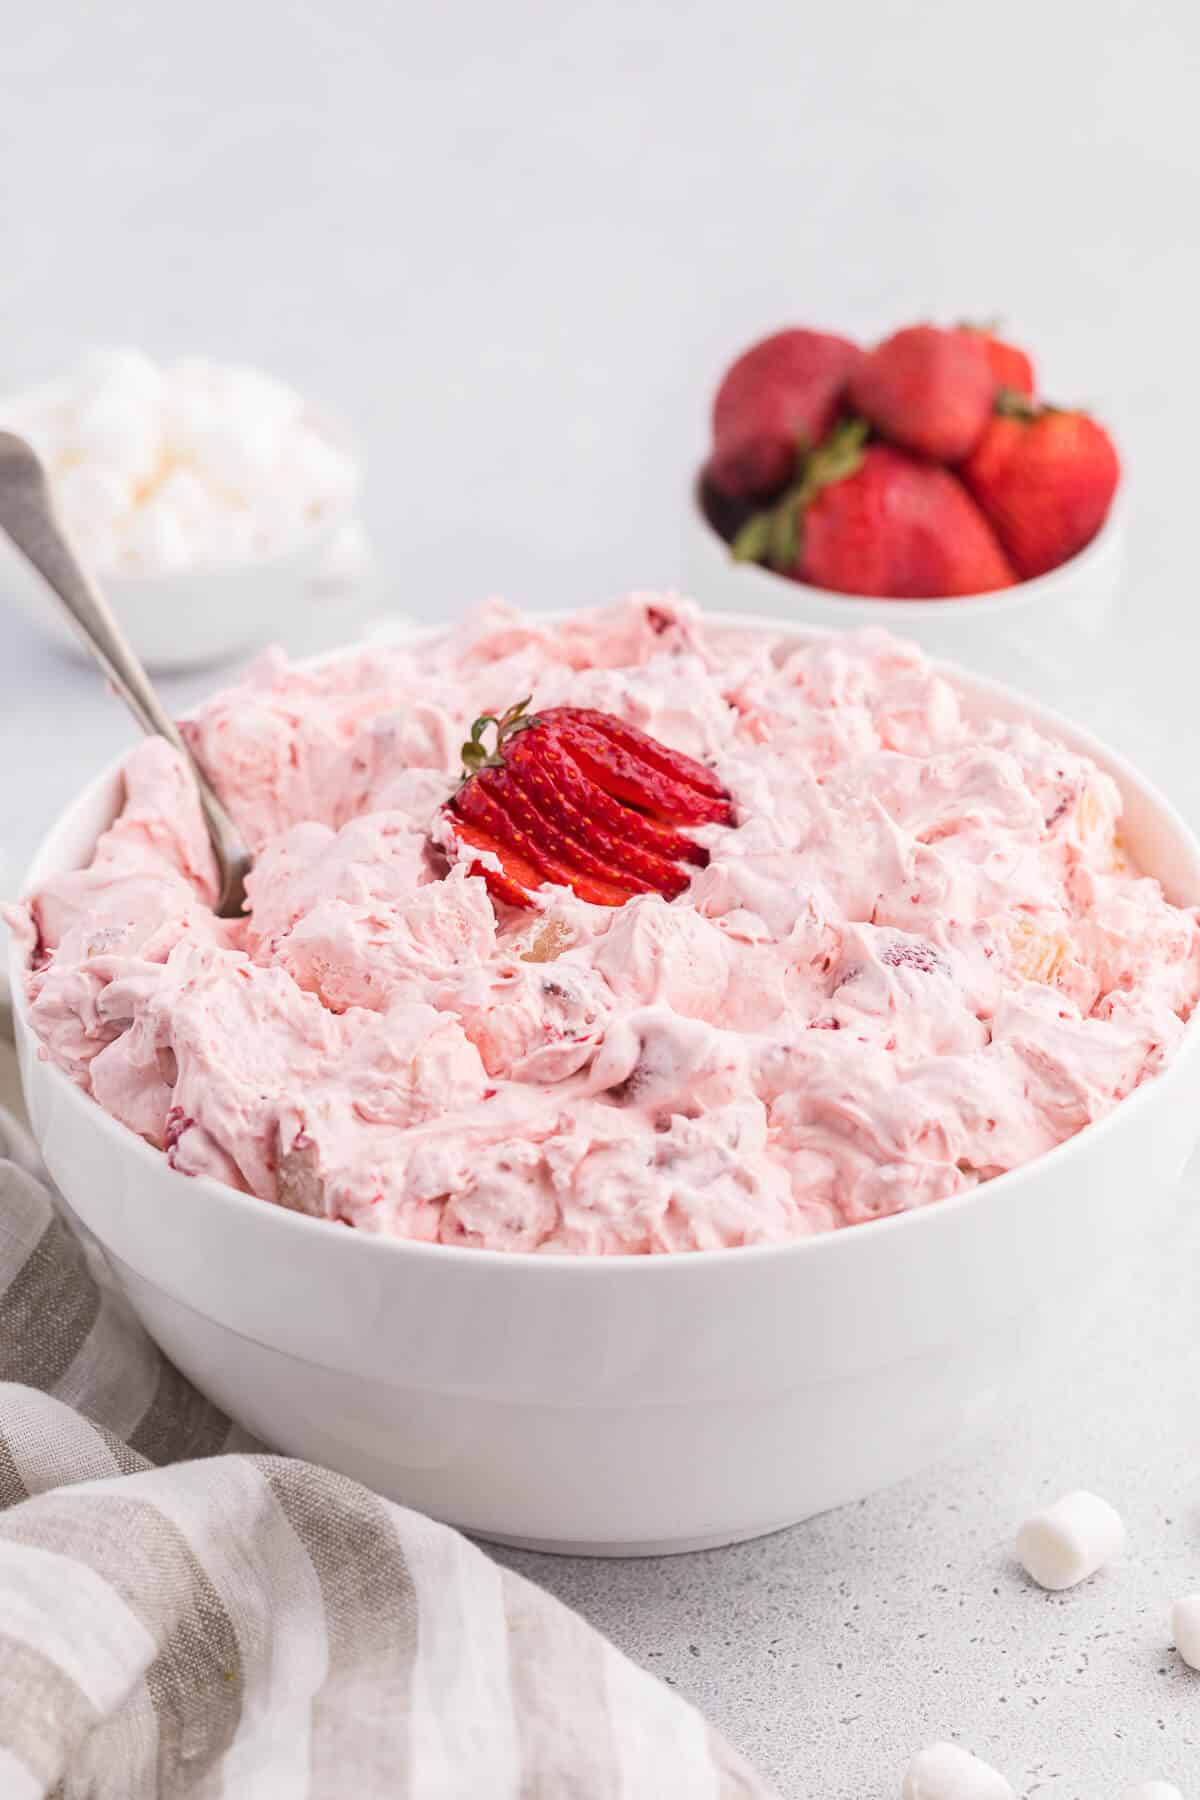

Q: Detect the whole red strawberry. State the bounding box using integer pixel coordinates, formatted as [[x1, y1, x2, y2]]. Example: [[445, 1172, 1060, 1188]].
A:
[[961, 398, 1120, 578], [957, 324, 1036, 399], [444, 702, 732, 909], [709, 328, 862, 500], [733, 421, 1016, 598], [848, 324, 994, 462]]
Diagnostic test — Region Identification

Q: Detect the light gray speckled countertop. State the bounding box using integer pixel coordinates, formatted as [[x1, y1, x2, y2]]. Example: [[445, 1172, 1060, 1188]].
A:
[[494, 1200, 1200, 1796]]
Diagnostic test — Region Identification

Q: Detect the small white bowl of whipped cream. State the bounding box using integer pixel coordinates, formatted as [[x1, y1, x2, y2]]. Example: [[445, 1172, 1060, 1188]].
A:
[[0, 349, 363, 672]]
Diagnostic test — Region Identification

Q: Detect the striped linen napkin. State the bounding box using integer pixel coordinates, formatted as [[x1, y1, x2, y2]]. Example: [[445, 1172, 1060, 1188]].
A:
[[0, 1106, 769, 1798]]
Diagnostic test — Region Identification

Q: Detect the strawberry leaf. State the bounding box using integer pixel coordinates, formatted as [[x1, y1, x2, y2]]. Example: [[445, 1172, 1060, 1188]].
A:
[[730, 420, 868, 575], [766, 501, 799, 571], [731, 512, 774, 564], [994, 387, 1039, 421], [796, 417, 869, 503], [459, 697, 539, 781]]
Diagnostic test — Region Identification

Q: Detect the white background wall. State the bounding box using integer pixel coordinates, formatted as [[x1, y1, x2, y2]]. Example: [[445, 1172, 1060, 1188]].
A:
[[3, 0, 1198, 610], [5, 0, 1199, 864], [3, 6, 1200, 1793]]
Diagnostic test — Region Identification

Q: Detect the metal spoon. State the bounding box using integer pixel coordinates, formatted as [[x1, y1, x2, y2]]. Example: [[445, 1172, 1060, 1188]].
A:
[[0, 431, 250, 916]]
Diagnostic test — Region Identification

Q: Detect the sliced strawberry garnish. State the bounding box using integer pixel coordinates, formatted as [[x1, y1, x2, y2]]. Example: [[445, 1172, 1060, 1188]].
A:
[[539, 716, 733, 827], [460, 766, 655, 896], [505, 730, 709, 867], [452, 773, 635, 908], [441, 696, 733, 910], [482, 765, 689, 900], [538, 708, 729, 803], [450, 820, 540, 908]]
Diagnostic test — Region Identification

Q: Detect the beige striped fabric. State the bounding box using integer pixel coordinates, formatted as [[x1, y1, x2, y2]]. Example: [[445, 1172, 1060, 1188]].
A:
[[0, 1111, 771, 1798]]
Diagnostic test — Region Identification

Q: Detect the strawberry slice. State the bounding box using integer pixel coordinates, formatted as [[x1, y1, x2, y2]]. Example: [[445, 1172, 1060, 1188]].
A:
[[540, 716, 732, 826], [456, 767, 659, 898], [449, 820, 539, 908], [442, 697, 733, 910], [538, 708, 729, 804], [505, 730, 709, 867], [480, 766, 689, 900], [452, 772, 635, 908]]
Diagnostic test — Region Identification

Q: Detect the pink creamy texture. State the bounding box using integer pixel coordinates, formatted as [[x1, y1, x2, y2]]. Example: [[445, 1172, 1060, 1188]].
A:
[[15, 597, 1200, 1253]]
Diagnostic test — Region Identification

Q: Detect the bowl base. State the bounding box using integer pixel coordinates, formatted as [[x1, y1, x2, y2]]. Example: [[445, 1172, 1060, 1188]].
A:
[[472, 1517, 801, 1558]]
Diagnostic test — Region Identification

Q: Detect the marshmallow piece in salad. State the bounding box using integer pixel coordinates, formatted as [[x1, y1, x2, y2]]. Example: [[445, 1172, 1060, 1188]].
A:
[[0, 349, 358, 573]]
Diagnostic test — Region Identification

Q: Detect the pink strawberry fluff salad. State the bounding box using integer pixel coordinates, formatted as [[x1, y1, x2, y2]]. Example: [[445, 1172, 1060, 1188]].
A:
[[13, 596, 1200, 1253]]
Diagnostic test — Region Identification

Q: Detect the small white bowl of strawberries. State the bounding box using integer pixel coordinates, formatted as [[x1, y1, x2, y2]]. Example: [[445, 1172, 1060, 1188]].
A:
[[687, 321, 1123, 674]]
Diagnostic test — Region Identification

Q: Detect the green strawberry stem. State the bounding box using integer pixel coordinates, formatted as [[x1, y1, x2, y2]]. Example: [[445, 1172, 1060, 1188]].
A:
[[460, 697, 539, 778], [731, 417, 869, 572], [993, 387, 1040, 421]]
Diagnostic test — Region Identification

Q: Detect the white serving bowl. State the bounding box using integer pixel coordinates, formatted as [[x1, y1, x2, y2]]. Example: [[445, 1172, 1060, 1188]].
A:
[[1, 506, 360, 674], [686, 479, 1124, 689], [11, 614, 1200, 1556]]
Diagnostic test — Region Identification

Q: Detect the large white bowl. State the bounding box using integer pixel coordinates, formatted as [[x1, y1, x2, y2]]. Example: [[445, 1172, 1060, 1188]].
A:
[[11, 614, 1200, 1555], [685, 481, 1125, 688]]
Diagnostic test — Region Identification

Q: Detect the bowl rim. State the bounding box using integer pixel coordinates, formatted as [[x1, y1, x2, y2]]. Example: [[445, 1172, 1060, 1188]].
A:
[[10, 603, 1199, 1277], [690, 470, 1124, 617]]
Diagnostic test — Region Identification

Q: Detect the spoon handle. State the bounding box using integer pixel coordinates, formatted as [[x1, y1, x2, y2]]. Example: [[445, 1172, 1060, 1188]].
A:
[[0, 431, 249, 915]]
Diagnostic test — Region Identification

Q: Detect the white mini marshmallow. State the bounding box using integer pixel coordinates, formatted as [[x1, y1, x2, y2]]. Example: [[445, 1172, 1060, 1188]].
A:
[[1120, 1784, 1184, 1800], [72, 521, 122, 573], [163, 369, 219, 452], [70, 349, 164, 485], [151, 465, 219, 526], [54, 464, 135, 537], [116, 495, 195, 573], [277, 428, 357, 506], [902, 1742, 1014, 1800], [70, 394, 162, 487], [1171, 1592, 1200, 1670], [1015, 1490, 1126, 1590], [185, 411, 284, 496]]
